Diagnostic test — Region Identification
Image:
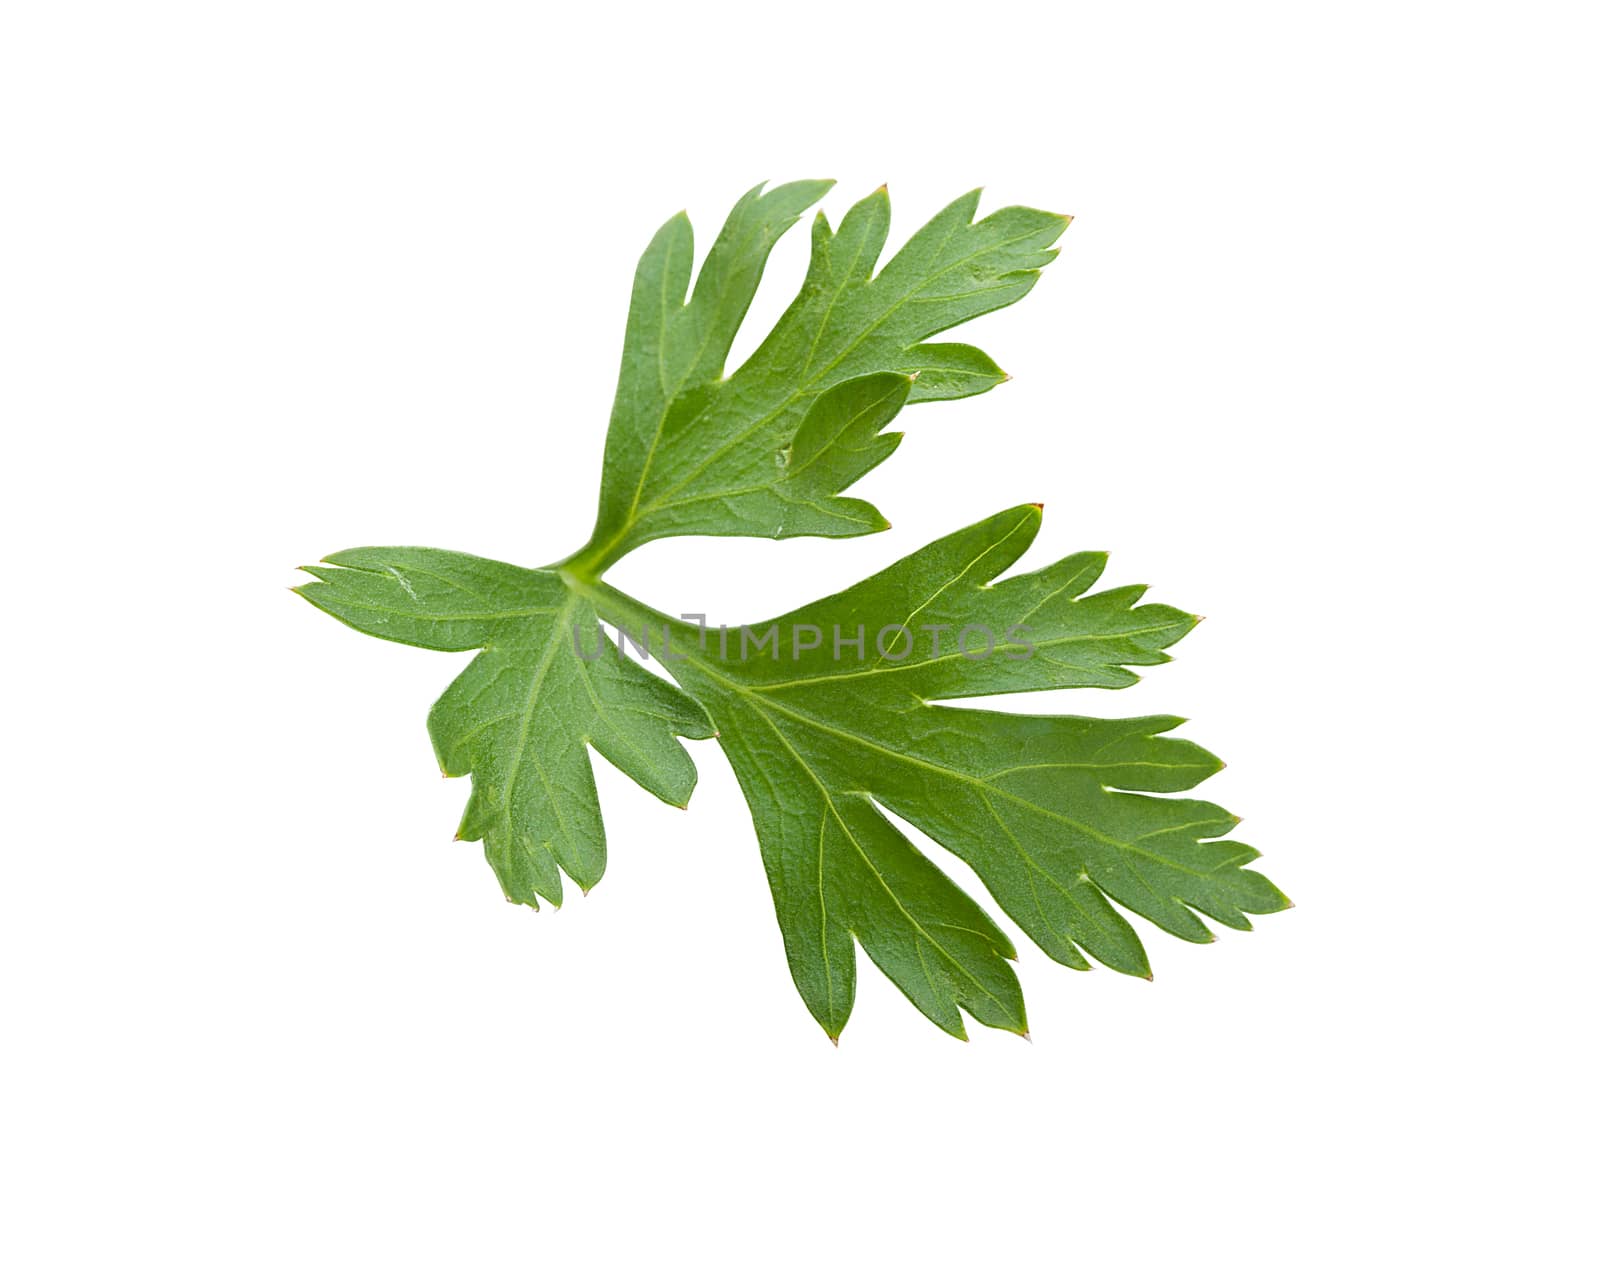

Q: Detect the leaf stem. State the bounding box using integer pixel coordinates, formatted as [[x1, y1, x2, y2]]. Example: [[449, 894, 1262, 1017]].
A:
[[555, 531, 629, 581], [558, 568, 675, 637]]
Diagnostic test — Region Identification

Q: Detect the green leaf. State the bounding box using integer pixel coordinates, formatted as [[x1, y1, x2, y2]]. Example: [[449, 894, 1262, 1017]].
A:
[[295, 547, 713, 908], [571, 184, 1070, 572], [295, 182, 1287, 1041], [577, 506, 1289, 1039]]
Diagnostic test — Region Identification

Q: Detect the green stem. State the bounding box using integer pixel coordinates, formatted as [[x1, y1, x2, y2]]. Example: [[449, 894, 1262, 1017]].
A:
[[559, 570, 679, 644], [554, 526, 633, 581]]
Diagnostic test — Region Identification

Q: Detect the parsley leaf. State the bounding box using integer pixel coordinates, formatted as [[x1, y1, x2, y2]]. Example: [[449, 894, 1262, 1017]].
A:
[[567, 182, 1069, 573], [296, 182, 1287, 1039], [294, 548, 712, 908], [575, 506, 1289, 1039]]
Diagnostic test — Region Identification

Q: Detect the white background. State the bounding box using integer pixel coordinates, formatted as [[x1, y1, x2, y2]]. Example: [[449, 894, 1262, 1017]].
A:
[[3, 2, 1595, 1270]]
